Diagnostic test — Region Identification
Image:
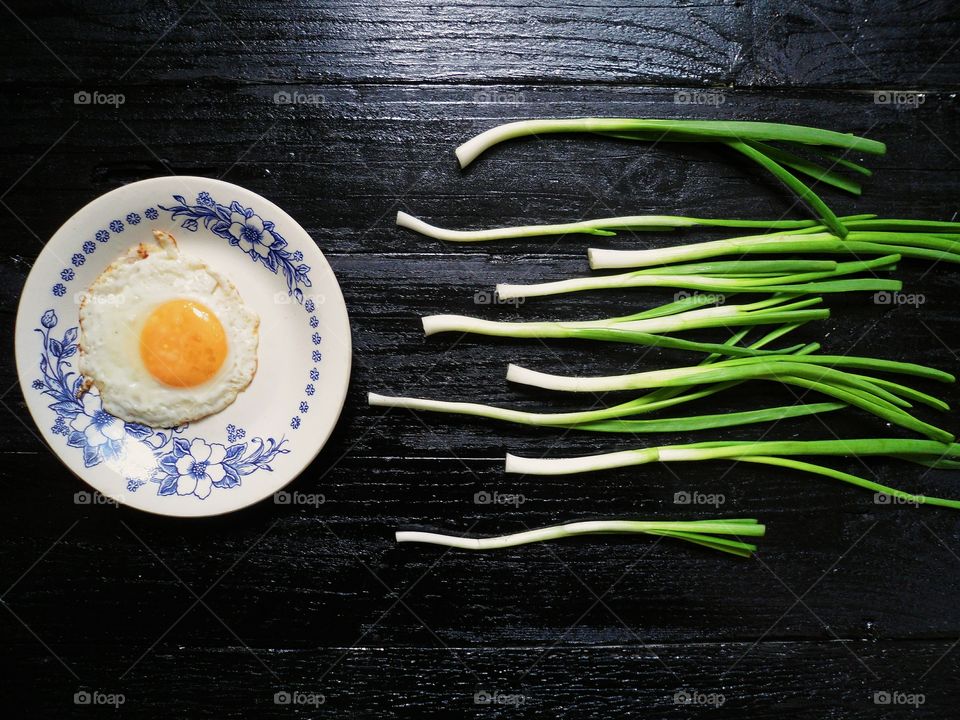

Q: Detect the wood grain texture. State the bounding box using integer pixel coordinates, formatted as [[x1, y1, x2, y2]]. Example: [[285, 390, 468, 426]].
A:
[[2, 0, 958, 87], [2, 2, 960, 718]]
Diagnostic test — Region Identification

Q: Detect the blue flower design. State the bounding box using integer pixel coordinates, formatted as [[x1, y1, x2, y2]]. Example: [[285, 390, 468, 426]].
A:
[[311, 332, 321, 346], [160, 194, 311, 303], [310, 368, 319, 381], [52, 416, 68, 436], [309, 316, 319, 328], [96, 230, 109, 242], [226, 424, 247, 443], [293, 251, 303, 261], [144, 208, 158, 220], [68, 393, 125, 467], [227, 211, 280, 259], [305, 299, 315, 313], [61, 269, 75, 281], [167, 439, 229, 499], [71, 253, 85, 267], [83, 241, 96, 254], [290, 417, 300, 430], [52, 284, 66, 297], [299, 401, 309, 414], [305, 384, 314, 396], [126, 213, 141, 225], [109, 220, 124, 233], [35, 310, 290, 500], [312, 350, 321, 363]]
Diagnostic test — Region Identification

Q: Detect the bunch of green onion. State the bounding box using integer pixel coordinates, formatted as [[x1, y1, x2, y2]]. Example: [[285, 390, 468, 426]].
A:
[[374, 348, 953, 441], [384, 118, 960, 557], [505, 352, 954, 442], [373, 322, 839, 434]]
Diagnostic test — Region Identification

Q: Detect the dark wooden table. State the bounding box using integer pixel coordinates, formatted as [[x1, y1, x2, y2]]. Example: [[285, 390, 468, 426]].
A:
[[2, 2, 960, 717]]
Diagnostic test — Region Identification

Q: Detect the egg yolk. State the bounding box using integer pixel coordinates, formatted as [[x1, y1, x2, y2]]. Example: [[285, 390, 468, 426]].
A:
[[140, 300, 227, 387]]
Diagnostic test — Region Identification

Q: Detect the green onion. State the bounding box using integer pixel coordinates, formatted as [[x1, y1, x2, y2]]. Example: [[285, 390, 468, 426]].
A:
[[396, 213, 960, 254], [503, 440, 960, 510], [395, 210, 875, 243], [455, 118, 886, 235], [422, 295, 830, 357], [373, 323, 824, 427], [456, 119, 886, 166], [370, 391, 843, 433], [739, 139, 865, 194], [725, 139, 849, 234], [505, 354, 954, 442], [589, 230, 960, 269], [397, 518, 766, 557], [495, 255, 901, 301]]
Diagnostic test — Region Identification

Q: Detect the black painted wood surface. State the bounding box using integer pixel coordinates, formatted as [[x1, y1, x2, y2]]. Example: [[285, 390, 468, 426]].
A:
[[2, 2, 960, 717]]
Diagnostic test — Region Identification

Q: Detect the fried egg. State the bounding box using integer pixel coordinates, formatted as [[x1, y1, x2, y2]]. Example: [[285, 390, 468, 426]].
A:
[[78, 230, 259, 427]]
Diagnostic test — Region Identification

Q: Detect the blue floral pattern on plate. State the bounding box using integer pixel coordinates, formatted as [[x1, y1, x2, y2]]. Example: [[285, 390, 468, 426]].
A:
[[33, 310, 289, 499], [159, 195, 313, 304], [32, 191, 325, 501]]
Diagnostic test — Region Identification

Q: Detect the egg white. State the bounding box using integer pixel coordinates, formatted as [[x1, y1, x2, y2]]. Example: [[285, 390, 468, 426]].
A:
[[78, 231, 260, 427]]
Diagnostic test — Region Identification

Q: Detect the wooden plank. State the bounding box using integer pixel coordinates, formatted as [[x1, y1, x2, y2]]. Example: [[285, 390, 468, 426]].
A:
[[2, 1, 957, 87]]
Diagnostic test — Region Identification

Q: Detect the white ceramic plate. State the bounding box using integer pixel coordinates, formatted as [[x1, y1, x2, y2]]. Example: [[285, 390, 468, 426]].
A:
[[15, 177, 352, 516]]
